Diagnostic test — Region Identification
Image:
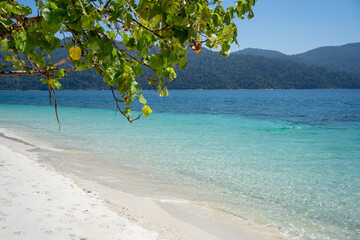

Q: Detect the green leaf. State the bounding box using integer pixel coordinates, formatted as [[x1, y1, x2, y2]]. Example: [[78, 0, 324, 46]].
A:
[[109, 31, 116, 40], [211, 13, 221, 26], [208, 33, 217, 43], [4, 54, 12, 62], [123, 107, 131, 115], [1, 40, 9, 52], [81, 15, 96, 30], [150, 54, 165, 70], [125, 97, 134, 105], [40, 78, 48, 84], [179, 55, 187, 70], [125, 37, 136, 50], [55, 69, 65, 79], [139, 93, 146, 104], [219, 44, 231, 57], [125, 13, 133, 25], [41, 19, 62, 34], [159, 87, 169, 97], [37, 0, 44, 10], [75, 61, 92, 71], [88, 39, 101, 52], [167, 67, 177, 82], [52, 79, 62, 89], [132, 63, 143, 76], [48, 37, 61, 52], [148, 78, 157, 85], [142, 105, 152, 117], [12, 58, 25, 70], [30, 53, 45, 66], [14, 31, 35, 56], [41, 7, 62, 27]]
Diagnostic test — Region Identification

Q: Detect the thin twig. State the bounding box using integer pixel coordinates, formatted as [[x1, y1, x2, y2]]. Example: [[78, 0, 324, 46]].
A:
[[52, 88, 61, 130], [110, 86, 143, 123], [132, 19, 164, 39], [64, 68, 76, 73], [103, 0, 112, 9], [54, 58, 70, 67], [47, 76, 52, 105]]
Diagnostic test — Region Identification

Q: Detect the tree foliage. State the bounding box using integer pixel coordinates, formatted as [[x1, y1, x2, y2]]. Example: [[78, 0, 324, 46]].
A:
[[0, 0, 255, 123]]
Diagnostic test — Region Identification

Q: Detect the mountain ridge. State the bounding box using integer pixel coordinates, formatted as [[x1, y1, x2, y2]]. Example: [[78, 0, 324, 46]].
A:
[[233, 42, 360, 76]]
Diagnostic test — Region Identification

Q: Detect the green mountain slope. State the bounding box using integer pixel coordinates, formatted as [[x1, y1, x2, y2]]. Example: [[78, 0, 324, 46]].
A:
[[293, 43, 360, 76], [165, 49, 359, 89], [233, 48, 289, 60], [233, 42, 360, 77]]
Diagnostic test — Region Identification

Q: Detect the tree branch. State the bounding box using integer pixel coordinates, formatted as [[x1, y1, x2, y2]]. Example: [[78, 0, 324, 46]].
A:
[[154, 24, 174, 33], [132, 19, 164, 39], [103, 0, 112, 9], [0, 68, 77, 76], [0, 16, 43, 39], [54, 58, 70, 67], [110, 86, 143, 123], [64, 68, 76, 73], [0, 71, 43, 76]]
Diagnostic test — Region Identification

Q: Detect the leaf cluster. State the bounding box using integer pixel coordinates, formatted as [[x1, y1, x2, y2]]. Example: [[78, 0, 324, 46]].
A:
[[0, 0, 255, 122]]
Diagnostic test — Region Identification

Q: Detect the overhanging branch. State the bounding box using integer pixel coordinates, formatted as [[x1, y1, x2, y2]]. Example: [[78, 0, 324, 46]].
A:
[[54, 58, 70, 67], [0, 71, 44, 76], [0, 68, 77, 76]]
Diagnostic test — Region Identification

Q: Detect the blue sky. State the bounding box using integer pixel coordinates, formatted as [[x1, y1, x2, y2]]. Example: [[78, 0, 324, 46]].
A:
[[18, 0, 360, 54], [225, 0, 360, 54]]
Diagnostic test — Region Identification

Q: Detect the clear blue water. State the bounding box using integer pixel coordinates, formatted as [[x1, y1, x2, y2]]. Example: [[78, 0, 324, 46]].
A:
[[0, 89, 359, 239]]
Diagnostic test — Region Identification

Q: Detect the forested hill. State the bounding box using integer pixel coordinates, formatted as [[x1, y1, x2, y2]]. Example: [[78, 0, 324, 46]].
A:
[[234, 42, 360, 77], [293, 43, 360, 77], [233, 48, 289, 60], [166, 49, 359, 89], [1, 44, 360, 90]]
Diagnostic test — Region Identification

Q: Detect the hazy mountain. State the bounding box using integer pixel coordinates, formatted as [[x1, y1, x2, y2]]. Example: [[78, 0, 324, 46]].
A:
[[233, 48, 289, 60], [233, 42, 360, 77], [166, 48, 359, 89], [293, 43, 360, 76]]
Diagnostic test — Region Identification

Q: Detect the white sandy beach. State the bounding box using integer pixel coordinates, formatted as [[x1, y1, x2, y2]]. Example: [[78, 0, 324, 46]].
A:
[[0, 133, 284, 240], [0, 142, 158, 240]]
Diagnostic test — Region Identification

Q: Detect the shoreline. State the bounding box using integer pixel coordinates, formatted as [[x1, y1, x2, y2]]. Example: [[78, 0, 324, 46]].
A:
[[0, 132, 285, 240]]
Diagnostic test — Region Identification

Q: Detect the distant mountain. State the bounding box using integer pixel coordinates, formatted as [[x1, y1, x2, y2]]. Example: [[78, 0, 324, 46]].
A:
[[1, 42, 360, 90], [233, 48, 289, 60], [293, 43, 360, 76], [166, 48, 359, 89], [234, 42, 360, 77]]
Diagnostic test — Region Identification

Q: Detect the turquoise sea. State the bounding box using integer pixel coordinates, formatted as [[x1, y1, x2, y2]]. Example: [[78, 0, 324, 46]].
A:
[[0, 89, 359, 239]]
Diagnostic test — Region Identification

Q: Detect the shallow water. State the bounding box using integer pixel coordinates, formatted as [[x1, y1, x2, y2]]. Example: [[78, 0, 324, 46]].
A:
[[1, 89, 359, 239]]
